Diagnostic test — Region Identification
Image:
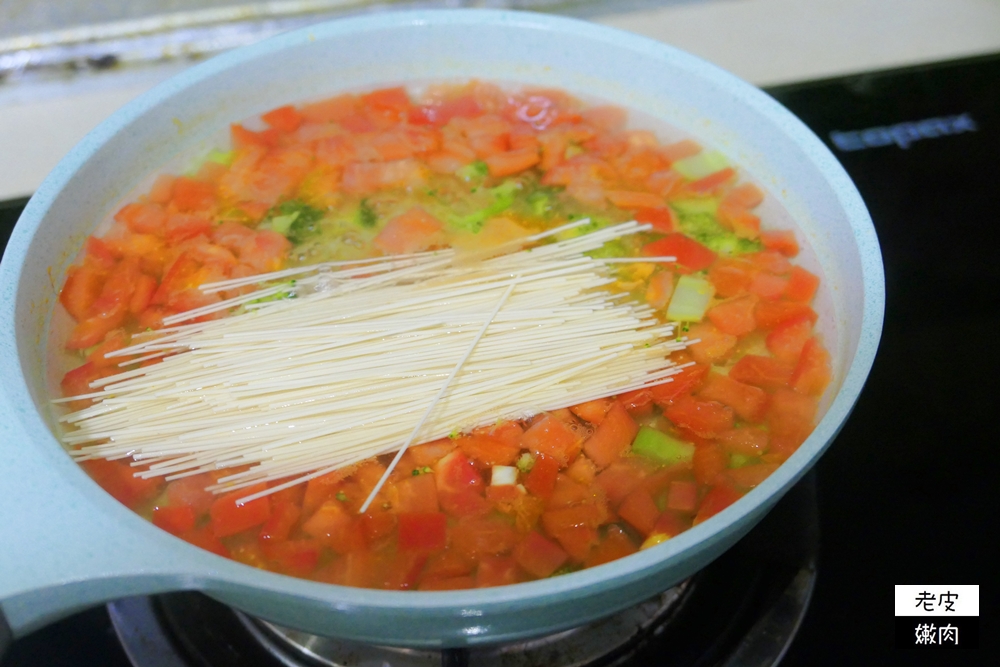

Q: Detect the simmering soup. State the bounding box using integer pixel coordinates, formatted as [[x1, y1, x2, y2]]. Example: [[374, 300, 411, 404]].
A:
[[53, 81, 830, 590]]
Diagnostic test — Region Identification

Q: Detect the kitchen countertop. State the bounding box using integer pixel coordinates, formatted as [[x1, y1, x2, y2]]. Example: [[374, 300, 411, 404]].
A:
[[2, 0, 1000, 201]]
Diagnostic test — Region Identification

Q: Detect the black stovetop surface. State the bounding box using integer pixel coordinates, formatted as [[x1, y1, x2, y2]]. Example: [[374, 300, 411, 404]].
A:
[[3, 52, 999, 666]]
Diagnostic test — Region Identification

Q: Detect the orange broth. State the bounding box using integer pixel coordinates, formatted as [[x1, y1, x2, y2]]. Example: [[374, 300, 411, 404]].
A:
[[55, 81, 831, 590]]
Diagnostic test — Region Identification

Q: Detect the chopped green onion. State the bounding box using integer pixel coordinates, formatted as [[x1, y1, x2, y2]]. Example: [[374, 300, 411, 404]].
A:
[[666, 275, 714, 322], [631, 426, 694, 465]]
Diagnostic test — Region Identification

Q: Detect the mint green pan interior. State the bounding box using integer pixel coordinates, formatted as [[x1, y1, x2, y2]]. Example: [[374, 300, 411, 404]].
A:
[[0, 8, 883, 648]]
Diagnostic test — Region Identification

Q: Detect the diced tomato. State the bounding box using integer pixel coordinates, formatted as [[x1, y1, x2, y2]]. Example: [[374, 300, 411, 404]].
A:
[[760, 229, 800, 257], [696, 372, 769, 422], [683, 167, 736, 195], [59, 265, 107, 321], [749, 272, 789, 300], [583, 525, 638, 568], [86, 329, 129, 370], [165, 474, 217, 514], [634, 207, 676, 233], [641, 234, 717, 272], [85, 237, 119, 267], [152, 505, 197, 536], [570, 397, 613, 425], [666, 480, 699, 512], [566, 456, 597, 486], [302, 498, 352, 539], [523, 454, 560, 499], [231, 123, 279, 149], [726, 463, 780, 490], [373, 207, 443, 255], [789, 337, 832, 396], [476, 556, 522, 588], [210, 483, 271, 538], [434, 450, 483, 494], [422, 550, 474, 582], [645, 270, 675, 309], [409, 438, 457, 467], [398, 512, 448, 552], [81, 459, 163, 509], [513, 531, 569, 578], [748, 251, 793, 275], [382, 551, 428, 590], [717, 202, 760, 239], [594, 461, 648, 507], [649, 509, 691, 540], [394, 472, 440, 513], [457, 434, 520, 466], [359, 510, 397, 545], [707, 294, 759, 337], [180, 525, 229, 558], [685, 322, 737, 366], [617, 489, 660, 536], [606, 190, 664, 210], [148, 174, 175, 204], [766, 388, 818, 456], [717, 427, 769, 457], [547, 474, 601, 510], [261, 104, 304, 133], [485, 147, 541, 177], [261, 539, 322, 576], [665, 395, 734, 439], [648, 363, 709, 407], [784, 266, 820, 302], [721, 182, 764, 210], [259, 500, 301, 542], [754, 301, 818, 330], [115, 202, 167, 235], [451, 517, 519, 559], [616, 387, 655, 417], [766, 315, 815, 365], [172, 177, 216, 212], [583, 402, 639, 468], [548, 524, 599, 562], [520, 414, 583, 466], [694, 483, 743, 525], [660, 139, 702, 164], [438, 489, 491, 518], [729, 354, 795, 392], [128, 273, 158, 316], [692, 442, 728, 486], [708, 258, 755, 298], [361, 86, 412, 115]]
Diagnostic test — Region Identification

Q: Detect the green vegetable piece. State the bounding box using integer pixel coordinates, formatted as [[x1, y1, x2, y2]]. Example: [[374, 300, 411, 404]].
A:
[[670, 199, 719, 216], [270, 212, 299, 236], [516, 452, 536, 473], [206, 149, 235, 166], [666, 275, 715, 322], [356, 199, 377, 228], [676, 211, 762, 256], [266, 200, 324, 245], [631, 426, 695, 465], [729, 453, 753, 468], [456, 160, 489, 182], [672, 150, 729, 180], [450, 179, 521, 233]]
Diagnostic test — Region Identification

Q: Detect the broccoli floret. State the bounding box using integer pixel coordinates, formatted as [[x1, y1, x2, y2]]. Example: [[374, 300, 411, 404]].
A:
[[456, 160, 490, 182], [450, 179, 521, 233], [676, 211, 762, 256], [265, 200, 325, 245], [356, 199, 377, 228]]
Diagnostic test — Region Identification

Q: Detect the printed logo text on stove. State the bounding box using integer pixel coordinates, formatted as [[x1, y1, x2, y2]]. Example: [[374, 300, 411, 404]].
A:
[[829, 113, 976, 151]]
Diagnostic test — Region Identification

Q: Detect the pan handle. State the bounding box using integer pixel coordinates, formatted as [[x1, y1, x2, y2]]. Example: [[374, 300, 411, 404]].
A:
[[0, 394, 202, 640]]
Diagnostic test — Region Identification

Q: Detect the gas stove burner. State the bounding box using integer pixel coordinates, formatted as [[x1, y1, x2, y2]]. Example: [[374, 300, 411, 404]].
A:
[[238, 582, 690, 667], [106, 472, 818, 667]]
